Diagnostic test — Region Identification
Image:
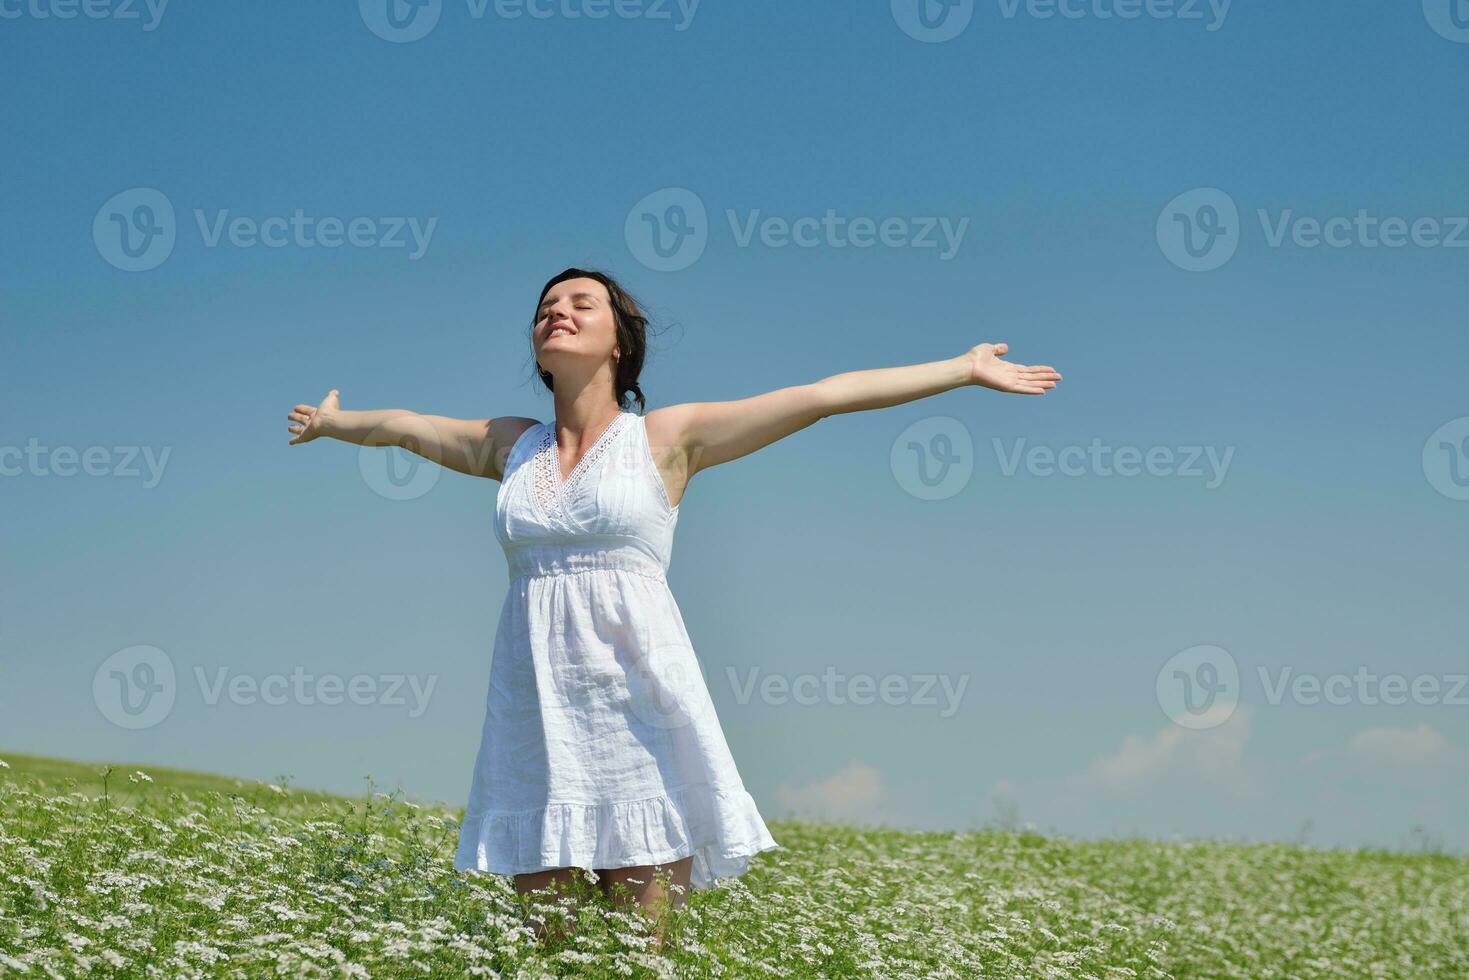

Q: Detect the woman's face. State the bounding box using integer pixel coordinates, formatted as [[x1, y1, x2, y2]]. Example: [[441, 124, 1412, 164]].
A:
[[534, 277, 617, 374]]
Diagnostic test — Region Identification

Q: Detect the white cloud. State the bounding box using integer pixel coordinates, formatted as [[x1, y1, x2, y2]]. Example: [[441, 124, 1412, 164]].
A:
[[1347, 723, 1456, 769], [987, 710, 1469, 849], [1086, 704, 1253, 794], [775, 761, 886, 823], [987, 707, 1274, 840]]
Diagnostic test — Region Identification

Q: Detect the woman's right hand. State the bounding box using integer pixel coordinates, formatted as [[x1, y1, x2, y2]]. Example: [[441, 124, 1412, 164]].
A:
[[287, 389, 341, 445]]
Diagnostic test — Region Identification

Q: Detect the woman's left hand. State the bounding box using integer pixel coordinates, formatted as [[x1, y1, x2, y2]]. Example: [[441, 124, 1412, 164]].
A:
[[965, 342, 1062, 395]]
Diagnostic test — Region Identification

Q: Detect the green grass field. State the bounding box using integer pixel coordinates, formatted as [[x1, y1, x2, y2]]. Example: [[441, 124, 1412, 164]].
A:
[[1, 751, 1465, 978]]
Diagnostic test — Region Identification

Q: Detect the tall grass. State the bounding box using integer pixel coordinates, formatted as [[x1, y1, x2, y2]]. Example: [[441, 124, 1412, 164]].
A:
[[1, 753, 1465, 978]]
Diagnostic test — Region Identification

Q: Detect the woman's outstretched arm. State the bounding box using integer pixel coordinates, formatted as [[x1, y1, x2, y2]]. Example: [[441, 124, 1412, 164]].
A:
[[653, 343, 1061, 480], [286, 389, 537, 481]]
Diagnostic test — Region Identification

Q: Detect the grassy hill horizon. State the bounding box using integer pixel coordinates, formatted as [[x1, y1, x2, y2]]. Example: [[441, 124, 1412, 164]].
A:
[[2, 748, 1457, 860], [2, 749, 1466, 977]]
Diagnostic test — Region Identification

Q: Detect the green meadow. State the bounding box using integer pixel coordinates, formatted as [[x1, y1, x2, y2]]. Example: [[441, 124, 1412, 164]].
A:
[[1, 752, 1464, 978]]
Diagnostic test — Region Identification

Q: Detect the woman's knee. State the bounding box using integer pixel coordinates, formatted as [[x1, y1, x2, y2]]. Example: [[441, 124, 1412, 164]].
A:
[[514, 865, 591, 897], [597, 857, 692, 905]]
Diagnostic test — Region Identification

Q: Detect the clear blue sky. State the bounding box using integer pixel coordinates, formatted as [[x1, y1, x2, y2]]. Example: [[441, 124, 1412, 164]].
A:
[[4, 1, 1468, 854]]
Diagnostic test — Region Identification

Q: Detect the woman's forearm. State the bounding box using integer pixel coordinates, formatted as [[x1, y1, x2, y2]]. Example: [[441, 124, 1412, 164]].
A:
[[309, 403, 496, 478], [815, 354, 973, 417]]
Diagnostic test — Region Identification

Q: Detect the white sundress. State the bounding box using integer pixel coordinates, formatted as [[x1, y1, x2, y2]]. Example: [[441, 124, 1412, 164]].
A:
[[454, 408, 780, 890]]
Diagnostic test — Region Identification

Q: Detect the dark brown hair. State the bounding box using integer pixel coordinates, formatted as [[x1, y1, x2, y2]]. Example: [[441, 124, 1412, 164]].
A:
[[531, 267, 648, 414]]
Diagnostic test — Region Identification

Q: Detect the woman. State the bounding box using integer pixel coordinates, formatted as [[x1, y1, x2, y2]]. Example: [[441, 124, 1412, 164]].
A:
[[285, 268, 1061, 947]]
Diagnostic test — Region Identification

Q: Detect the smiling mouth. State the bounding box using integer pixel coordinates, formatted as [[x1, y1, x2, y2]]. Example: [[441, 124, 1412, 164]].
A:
[[547, 325, 575, 339]]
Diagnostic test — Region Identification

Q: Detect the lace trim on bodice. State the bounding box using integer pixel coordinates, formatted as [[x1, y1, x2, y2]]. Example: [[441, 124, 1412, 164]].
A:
[[530, 411, 636, 514]]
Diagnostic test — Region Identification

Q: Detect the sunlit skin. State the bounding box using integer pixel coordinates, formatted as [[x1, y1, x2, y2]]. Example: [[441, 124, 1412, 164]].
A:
[[287, 277, 1062, 507], [284, 275, 1062, 944], [512, 861, 690, 950]]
